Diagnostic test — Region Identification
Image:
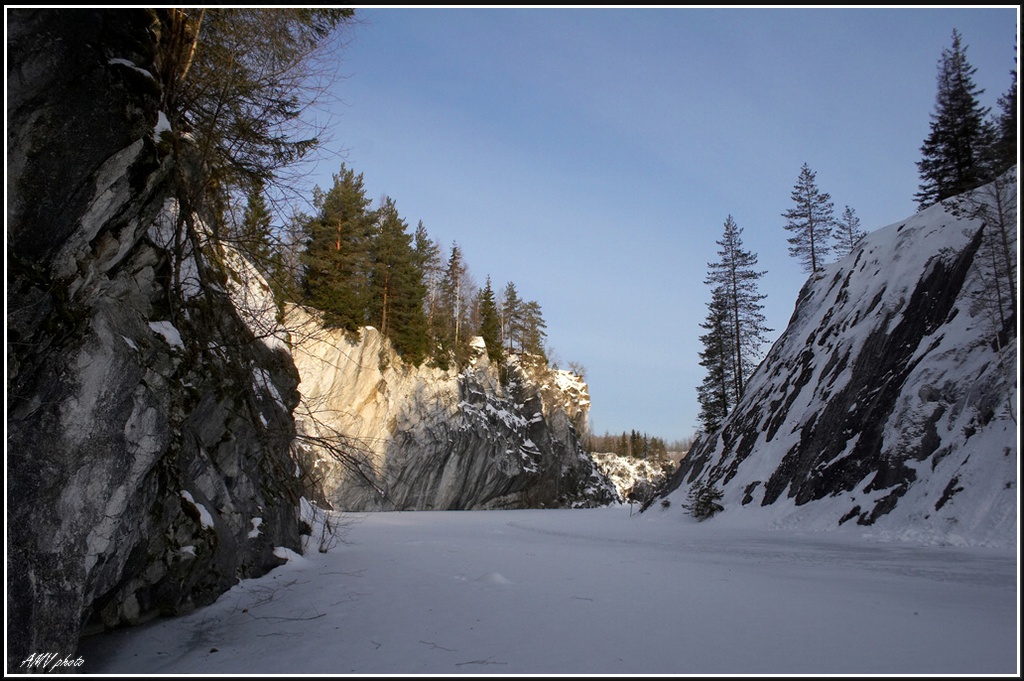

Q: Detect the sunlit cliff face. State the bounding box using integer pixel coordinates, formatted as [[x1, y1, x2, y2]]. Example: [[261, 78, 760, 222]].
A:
[[286, 307, 615, 511]]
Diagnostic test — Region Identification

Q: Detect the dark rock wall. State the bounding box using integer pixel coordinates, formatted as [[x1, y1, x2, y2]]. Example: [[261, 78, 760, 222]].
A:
[[378, 358, 617, 511], [7, 9, 303, 670]]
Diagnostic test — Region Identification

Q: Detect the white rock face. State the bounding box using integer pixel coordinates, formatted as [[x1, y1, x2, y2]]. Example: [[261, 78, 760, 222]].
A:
[[592, 452, 672, 502], [288, 306, 617, 510]]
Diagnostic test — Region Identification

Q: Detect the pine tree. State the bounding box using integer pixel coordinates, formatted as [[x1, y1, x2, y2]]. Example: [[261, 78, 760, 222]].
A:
[[834, 205, 867, 260], [704, 215, 770, 400], [520, 300, 548, 358], [238, 182, 295, 314], [413, 221, 442, 333], [989, 66, 1017, 176], [368, 196, 429, 362], [368, 196, 406, 337], [500, 281, 524, 354], [476, 277, 504, 365], [696, 285, 736, 433], [783, 164, 835, 274], [237, 179, 276, 268], [300, 164, 375, 331], [915, 29, 992, 210], [435, 243, 474, 367]]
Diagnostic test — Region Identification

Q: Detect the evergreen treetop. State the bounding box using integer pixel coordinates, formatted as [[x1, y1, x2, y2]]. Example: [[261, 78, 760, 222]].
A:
[[300, 164, 375, 331], [476, 277, 504, 365], [915, 29, 992, 210], [834, 205, 866, 260], [704, 215, 770, 400], [782, 163, 835, 274], [520, 300, 548, 358], [989, 66, 1017, 176], [238, 179, 276, 269], [501, 281, 524, 354]]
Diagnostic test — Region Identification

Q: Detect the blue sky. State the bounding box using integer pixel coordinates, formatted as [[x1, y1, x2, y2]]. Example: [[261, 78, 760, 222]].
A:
[[299, 7, 1018, 442]]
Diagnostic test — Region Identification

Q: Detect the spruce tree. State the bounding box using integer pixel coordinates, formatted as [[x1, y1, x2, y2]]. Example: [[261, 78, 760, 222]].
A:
[[435, 243, 474, 367], [629, 430, 642, 459], [684, 480, 724, 520], [989, 66, 1017, 176], [705, 215, 770, 401], [834, 205, 867, 260], [413, 221, 442, 334], [617, 432, 629, 458], [240, 182, 296, 313], [238, 179, 276, 268], [696, 285, 736, 433], [782, 164, 835, 274], [272, 208, 311, 305], [500, 281, 524, 354], [915, 29, 992, 210], [476, 277, 504, 365], [300, 164, 375, 331]]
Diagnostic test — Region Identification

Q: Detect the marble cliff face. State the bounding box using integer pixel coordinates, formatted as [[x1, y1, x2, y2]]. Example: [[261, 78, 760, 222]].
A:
[[289, 308, 618, 512], [7, 9, 303, 668]]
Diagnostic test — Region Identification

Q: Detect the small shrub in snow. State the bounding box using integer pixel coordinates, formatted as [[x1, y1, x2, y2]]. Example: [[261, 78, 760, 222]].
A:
[[684, 481, 724, 520], [660, 498, 671, 509]]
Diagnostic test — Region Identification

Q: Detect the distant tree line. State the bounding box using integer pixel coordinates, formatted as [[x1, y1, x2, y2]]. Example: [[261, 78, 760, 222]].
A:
[[587, 430, 690, 461]]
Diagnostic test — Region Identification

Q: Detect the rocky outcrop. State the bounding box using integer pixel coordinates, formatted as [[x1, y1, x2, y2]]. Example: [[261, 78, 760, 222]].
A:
[[7, 9, 304, 670], [592, 453, 675, 503], [289, 307, 618, 510], [654, 180, 1017, 546]]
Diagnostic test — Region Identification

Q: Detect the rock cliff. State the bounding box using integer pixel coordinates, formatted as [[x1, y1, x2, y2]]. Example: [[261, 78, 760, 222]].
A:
[[592, 452, 675, 504], [288, 307, 618, 510], [7, 9, 304, 670], [654, 178, 1017, 546]]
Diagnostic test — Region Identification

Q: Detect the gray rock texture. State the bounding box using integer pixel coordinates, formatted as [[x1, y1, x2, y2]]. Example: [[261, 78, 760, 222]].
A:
[[7, 9, 303, 670]]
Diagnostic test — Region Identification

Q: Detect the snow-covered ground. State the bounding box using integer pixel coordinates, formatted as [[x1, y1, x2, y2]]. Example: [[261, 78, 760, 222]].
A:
[[78, 505, 1018, 675]]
